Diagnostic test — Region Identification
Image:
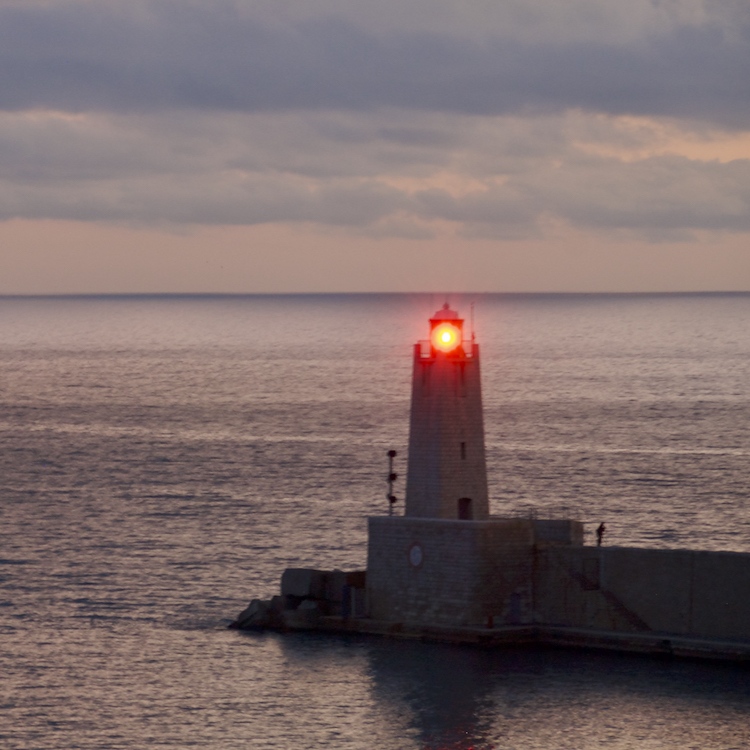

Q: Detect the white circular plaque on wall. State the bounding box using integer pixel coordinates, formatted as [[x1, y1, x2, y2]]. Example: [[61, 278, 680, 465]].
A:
[[408, 542, 423, 568]]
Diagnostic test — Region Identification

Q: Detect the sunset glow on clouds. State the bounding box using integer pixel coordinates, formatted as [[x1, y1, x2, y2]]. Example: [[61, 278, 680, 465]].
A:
[[2, 0, 750, 293]]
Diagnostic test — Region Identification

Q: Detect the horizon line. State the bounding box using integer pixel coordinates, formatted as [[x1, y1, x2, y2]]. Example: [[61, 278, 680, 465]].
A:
[[2, 290, 750, 299]]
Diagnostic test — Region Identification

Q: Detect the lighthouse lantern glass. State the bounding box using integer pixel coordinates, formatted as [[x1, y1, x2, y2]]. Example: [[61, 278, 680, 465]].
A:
[[431, 322, 461, 352]]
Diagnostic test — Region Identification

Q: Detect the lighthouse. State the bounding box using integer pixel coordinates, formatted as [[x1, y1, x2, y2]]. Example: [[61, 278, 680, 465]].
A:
[[405, 304, 489, 520], [365, 303, 526, 627]]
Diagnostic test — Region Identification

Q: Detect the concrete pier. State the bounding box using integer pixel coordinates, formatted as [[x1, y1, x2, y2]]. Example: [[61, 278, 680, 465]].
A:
[[231, 539, 750, 662]]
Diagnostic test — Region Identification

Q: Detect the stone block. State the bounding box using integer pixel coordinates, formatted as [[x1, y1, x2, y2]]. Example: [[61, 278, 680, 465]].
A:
[[346, 570, 367, 588], [283, 600, 321, 629], [325, 570, 348, 602], [230, 598, 271, 629], [270, 595, 286, 612], [281, 568, 326, 598]]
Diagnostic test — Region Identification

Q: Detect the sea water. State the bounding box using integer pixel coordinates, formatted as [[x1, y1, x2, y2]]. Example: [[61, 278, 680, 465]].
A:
[[1, 293, 749, 749]]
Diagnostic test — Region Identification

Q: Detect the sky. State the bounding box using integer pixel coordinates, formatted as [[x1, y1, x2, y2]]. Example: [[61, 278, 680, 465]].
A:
[[1, 0, 750, 294]]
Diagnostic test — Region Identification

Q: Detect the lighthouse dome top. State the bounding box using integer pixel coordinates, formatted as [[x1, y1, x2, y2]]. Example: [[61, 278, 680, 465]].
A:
[[430, 303, 459, 322]]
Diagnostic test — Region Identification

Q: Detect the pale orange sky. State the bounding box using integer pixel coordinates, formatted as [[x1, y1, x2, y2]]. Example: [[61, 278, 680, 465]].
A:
[[3, 217, 750, 294]]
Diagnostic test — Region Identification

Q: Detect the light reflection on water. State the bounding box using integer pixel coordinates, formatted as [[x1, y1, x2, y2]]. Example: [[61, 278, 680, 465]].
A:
[[4, 616, 750, 749], [364, 637, 750, 750], [2, 293, 750, 748]]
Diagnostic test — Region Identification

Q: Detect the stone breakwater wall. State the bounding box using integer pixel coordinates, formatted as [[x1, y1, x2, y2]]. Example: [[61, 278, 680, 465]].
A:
[[366, 516, 750, 649], [231, 517, 750, 660], [366, 517, 587, 628], [536, 545, 750, 642]]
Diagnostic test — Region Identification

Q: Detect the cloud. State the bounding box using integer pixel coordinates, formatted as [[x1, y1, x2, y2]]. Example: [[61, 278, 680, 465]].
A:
[[1, 108, 749, 240], [0, 0, 749, 127], [1, 1, 749, 244], [523, 153, 750, 237]]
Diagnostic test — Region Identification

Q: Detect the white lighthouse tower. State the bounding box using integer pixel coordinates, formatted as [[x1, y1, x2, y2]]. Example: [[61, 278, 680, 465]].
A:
[[405, 304, 489, 520]]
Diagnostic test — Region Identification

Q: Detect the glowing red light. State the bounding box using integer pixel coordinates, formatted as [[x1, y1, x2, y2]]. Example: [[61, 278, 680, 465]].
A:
[[431, 322, 461, 352]]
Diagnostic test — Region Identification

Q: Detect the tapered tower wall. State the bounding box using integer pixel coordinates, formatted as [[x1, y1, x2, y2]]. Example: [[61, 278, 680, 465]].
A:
[[404, 340, 489, 520]]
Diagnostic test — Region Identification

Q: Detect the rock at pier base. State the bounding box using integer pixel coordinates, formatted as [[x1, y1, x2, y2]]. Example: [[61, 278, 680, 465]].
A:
[[230, 568, 368, 630], [229, 598, 275, 630]]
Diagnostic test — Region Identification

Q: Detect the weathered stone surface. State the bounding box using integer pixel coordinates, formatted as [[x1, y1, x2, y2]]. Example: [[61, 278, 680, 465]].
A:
[[367, 516, 535, 627], [325, 570, 347, 603], [346, 570, 366, 588], [229, 598, 272, 629], [537, 546, 750, 641], [270, 595, 287, 613], [231, 568, 368, 629], [405, 340, 489, 521], [283, 600, 321, 629], [281, 568, 326, 598]]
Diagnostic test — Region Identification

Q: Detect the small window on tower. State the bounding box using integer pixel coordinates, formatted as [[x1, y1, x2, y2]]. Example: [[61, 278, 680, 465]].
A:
[[460, 442, 466, 460]]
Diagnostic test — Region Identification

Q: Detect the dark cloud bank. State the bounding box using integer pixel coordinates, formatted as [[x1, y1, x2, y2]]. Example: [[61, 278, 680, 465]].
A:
[[1, 0, 749, 238], [0, 0, 749, 126]]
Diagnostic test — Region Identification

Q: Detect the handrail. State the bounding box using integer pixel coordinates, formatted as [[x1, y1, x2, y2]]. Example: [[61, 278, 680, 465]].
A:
[[417, 340, 476, 358]]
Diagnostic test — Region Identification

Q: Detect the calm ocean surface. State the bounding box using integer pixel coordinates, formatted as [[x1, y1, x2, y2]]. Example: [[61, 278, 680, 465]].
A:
[[1, 293, 749, 749]]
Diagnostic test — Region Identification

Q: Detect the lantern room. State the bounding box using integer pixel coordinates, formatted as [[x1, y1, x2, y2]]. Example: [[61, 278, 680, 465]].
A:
[[430, 304, 463, 354]]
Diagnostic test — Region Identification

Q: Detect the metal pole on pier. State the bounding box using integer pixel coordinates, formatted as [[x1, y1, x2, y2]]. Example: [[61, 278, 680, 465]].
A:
[[387, 450, 398, 515]]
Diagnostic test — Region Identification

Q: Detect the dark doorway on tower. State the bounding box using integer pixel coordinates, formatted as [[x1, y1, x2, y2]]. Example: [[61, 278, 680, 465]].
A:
[[458, 497, 473, 520]]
